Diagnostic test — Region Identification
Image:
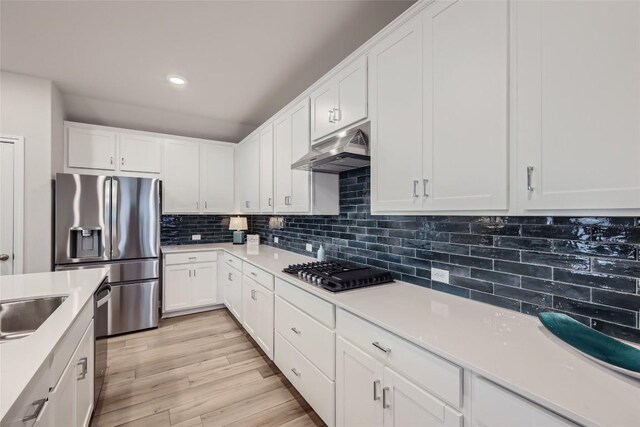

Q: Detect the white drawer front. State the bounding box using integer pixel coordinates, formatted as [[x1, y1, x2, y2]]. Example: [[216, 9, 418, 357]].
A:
[[471, 376, 577, 427], [275, 278, 335, 328], [242, 262, 274, 291], [223, 252, 242, 271], [337, 309, 462, 408], [275, 332, 335, 426], [275, 296, 335, 380], [165, 251, 218, 265]]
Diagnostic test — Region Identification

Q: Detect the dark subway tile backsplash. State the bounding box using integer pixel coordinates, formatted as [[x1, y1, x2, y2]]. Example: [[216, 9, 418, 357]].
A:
[[160, 166, 639, 343]]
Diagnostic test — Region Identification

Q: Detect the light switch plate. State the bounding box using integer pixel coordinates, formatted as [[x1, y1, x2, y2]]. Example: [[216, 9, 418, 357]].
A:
[[432, 268, 450, 284], [191, 234, 201, 241], [306, 243, 313, 252], [274, 237, 279, 243]]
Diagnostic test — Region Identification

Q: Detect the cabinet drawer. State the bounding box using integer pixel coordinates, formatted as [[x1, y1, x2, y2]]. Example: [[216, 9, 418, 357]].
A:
[[223, 252, 242, 271], [243, 262, 274, 291], [275, 278, 335, 328], [275, 332, 335, 426], [337, 309, 462, 408], [2, 362, 50, 427], [471, 376, 577, 427], [275, 296, 335, 379], [164, 251, 218, 265]]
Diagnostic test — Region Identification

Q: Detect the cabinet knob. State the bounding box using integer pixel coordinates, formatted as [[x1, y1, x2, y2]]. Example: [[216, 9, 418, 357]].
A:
[[0, 254, 9, 261]]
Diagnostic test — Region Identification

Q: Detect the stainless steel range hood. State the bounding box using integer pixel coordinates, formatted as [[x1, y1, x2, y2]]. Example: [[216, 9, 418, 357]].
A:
[[292, 122, 370, 174]]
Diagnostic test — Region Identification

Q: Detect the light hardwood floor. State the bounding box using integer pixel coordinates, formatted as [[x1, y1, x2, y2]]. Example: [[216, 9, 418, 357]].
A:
[[90, 309, 325, 427]]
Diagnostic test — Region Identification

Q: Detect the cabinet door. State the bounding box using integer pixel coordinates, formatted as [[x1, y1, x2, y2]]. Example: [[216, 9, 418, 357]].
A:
[[242, 277, 258, 337], [192, 262, 218, 307], [274, 114, 292, 212], [336, 337, 384, 427], [67, 126, 117, 171], [75, 321, 94, 427], [221, 262, 233, 309], [164, 265, 192, 312], [259, 125, 274, 213], [118, 134, 162, 174], [289, 99, 311, 213], [310, 81, 336, 141], [201, 143, 235, 213], [49, 354, 75, 427], [423, 0, 508, 211], [383, 366, 462, 427], [335, 55, 368, 131], [370, 15, 424, 212], [163, 139, 200, 213], [238, 135, 260, 213], [230, 269, 243, 322], [254, 283, 275, 359], [516, 0, 640, 211]]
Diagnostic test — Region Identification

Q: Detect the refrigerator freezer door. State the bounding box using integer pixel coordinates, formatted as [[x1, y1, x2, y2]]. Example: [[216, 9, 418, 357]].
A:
[[55, 173, 111, 264], [95, 280, 160, 337], [111, 176, 160, 260]]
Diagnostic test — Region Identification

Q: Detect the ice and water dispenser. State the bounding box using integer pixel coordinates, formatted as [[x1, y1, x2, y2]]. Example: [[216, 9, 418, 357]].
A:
[[69, 227, 103, 259]]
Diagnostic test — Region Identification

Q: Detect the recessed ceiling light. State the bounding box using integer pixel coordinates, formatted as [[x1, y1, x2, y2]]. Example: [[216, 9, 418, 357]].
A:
[[167, 75, 187, 86]]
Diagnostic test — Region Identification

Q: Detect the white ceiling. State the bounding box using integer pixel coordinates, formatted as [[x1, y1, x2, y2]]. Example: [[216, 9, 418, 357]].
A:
[[1, 0, 414, 142]]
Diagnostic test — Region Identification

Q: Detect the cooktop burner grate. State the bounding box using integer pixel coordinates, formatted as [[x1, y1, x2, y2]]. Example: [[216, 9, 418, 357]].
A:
[[283, 261, 394, 292]]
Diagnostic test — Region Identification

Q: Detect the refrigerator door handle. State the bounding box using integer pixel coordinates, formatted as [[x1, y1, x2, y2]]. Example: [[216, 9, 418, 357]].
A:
[[111, 177, 119, 260]]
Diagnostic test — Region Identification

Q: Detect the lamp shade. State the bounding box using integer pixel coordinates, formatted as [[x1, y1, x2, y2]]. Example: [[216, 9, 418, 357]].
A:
[[229, 216, 248, 231]]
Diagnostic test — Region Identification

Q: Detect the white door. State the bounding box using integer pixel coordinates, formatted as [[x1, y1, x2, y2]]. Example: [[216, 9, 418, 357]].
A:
[[75, 321, 95, 427], [259, 125, 274, 213], [163, 139, 200, 213], [274, 114, 292, 212], [423, 0, 509, 211], [370, 14, 424, 212], [335, 55, 368, 131], [49, 355, 76, 427], [67, 127, 117, 171], [255, 283, 274, 359], [289, 99, 311, 213], [192, 262, 218, 307], [383, 366, 462, 427], [0, 142, 14, 275], [242, 276, 258, 338], [516, 0, 640, 211], [200, 143, 235, 213], [118, 134, 162, 174], [164, 265, 192, 312], [336, 337, 384, 427], [310, 81, 336, 141]]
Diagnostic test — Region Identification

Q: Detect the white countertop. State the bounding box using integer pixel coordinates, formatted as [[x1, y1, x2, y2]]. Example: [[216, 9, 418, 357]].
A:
[[163, 243, 640, 427], [0, 268, 108, 420]]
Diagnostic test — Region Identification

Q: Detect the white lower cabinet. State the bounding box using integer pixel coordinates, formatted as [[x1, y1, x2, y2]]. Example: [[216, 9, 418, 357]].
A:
[[221, 258, 242, 322], [241, 274, 274, 359], [162, 251, 219, 316]]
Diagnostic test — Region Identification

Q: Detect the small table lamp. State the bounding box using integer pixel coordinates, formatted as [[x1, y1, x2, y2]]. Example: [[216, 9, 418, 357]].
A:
[[229, 216, 248, 244]]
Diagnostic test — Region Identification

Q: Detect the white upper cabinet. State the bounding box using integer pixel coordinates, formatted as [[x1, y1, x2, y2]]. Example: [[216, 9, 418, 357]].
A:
[[67, 126, 117, 171], [200, 143, 234, 213], [516, 0, 640, 213], [163, 139, 200, 214], [259, 124, 274, 213], [370, 14, 424, 212], [310, 56, 368, 141], [422, 0, 508, 211], [289, 100, 312, 212], [118, 133, 162, 174], [237, 134, 260, 213]]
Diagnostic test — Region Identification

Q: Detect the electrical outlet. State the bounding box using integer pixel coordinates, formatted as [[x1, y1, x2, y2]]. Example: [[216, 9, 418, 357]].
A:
[[431, 268, 450, 284], [306, 243, 313, 252], [274, 237, 279, 244], [191, 234, 201, 241]]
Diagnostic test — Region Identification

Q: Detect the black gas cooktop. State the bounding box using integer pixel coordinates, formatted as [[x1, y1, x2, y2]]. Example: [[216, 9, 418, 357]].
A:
[[283, 261, 394, 292]]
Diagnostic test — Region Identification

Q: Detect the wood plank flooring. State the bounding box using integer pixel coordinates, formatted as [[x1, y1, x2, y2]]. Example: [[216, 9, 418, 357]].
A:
[[90, 309, 325, 427]]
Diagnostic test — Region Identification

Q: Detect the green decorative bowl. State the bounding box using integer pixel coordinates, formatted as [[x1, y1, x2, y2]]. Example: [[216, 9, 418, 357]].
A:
[[539, 312, 640, 380]]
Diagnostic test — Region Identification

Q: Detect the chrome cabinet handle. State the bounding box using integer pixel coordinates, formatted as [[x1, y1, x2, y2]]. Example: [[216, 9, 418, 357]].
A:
[[121, 157, 125, 166], [204, 201, 208, 209], [77, 357, 88, 380], [372, 341, 391, 354], [0, 254, 9, 261], [189, 269, 192, 278], [291, 327, 301, 335], [251, 289, 257, 300], [373, 380, 381, 401], [527, 166, 534, 191], [382, 387, 390, 409], [228, 272, 233, 281], [412, 180, 419, 198], [22, 398, 46, 422], [196, 201, 199, 210], [250, 272, 257, 277], [291, 368, 301, 377], [193, 269, 196, 278], [245, 200, 250, 208], [109, 156, 114, 165], [423, 179, 429, 197], [328, 109, 335, 123], [333, 107, 341, 122], [268, 197, 272, 207]]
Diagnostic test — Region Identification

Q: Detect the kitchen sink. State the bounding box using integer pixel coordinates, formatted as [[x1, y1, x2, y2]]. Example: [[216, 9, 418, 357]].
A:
[[0, 296, 68, 342]]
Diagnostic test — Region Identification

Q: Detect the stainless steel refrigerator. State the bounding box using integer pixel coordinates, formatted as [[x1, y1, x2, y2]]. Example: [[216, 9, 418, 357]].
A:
[[54, 173, 160, 338]]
